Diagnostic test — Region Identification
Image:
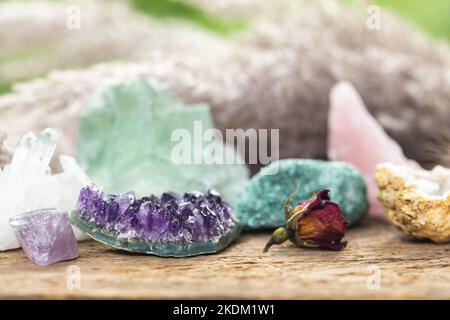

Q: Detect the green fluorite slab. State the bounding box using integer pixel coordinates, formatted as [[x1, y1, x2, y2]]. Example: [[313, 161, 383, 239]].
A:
[[234, 159, 369, 228], [77, 80, 249, 202]]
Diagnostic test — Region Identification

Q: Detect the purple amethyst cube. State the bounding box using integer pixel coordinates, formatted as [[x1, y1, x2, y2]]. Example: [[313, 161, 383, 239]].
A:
[[9, 209, 78, 266]]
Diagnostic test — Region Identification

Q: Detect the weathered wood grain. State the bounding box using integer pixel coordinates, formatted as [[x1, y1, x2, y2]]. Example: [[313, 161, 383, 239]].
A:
[[0, 218, 449, 299]]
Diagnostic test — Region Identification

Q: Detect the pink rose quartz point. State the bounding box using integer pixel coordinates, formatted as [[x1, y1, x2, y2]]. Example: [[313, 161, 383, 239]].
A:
[[327, 82, 419, 218], [9, 209, 78, 266]]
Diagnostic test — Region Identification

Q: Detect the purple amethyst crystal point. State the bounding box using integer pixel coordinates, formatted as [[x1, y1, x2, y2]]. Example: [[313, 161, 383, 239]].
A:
[[9, 209, 78, 266], [71, 185, 241, 257]]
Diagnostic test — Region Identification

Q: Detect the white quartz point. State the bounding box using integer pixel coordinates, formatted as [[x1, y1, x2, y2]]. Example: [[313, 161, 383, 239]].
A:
[[25, 128, 57, 173], [0, 129, 89, 251]]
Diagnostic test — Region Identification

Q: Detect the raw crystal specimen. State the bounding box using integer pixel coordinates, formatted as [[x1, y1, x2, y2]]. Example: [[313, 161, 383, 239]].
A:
[[327, 82, 419, 219], [9, 209, 78, 266], [234, 159, 369, 229], [376, 163, 450, 243], [77, 80, 249, 203], [0, 129, 90, 251], [70, 185, 242, 257]]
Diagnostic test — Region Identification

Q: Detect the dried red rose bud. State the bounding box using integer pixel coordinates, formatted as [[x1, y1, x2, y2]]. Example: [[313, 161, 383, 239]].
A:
[[264, 188, 348, 252]]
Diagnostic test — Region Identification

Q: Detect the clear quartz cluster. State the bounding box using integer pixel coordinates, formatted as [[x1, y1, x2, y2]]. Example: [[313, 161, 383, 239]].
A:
[[75, 185, 238, 244], [0, 128, 90, 251]]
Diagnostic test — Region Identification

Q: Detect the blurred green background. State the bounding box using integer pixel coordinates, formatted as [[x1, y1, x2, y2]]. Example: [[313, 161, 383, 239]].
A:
[[373, 0, 450, 40], [130, 0, 247, 34], [0, 0, 448, 94], [133, 0, 450, 40]]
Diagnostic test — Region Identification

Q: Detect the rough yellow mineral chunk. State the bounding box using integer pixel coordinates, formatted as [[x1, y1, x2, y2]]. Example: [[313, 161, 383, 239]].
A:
[[375, 163, 450, 243]]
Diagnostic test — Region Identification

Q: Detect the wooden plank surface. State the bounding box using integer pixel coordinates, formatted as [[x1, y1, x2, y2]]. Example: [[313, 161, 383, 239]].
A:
[[0, 218, 449, 299]]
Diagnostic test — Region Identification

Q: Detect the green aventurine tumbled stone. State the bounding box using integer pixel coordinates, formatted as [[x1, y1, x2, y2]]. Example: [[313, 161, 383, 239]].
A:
[[77, 80, 249, 203], [234, 159, 369, 228]]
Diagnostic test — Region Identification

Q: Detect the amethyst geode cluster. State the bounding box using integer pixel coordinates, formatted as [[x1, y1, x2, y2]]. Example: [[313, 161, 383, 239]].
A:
[[70, 185, 241, 257]]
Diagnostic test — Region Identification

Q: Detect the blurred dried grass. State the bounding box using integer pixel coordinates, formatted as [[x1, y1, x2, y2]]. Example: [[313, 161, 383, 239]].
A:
[[0, 0, 449, 172]]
